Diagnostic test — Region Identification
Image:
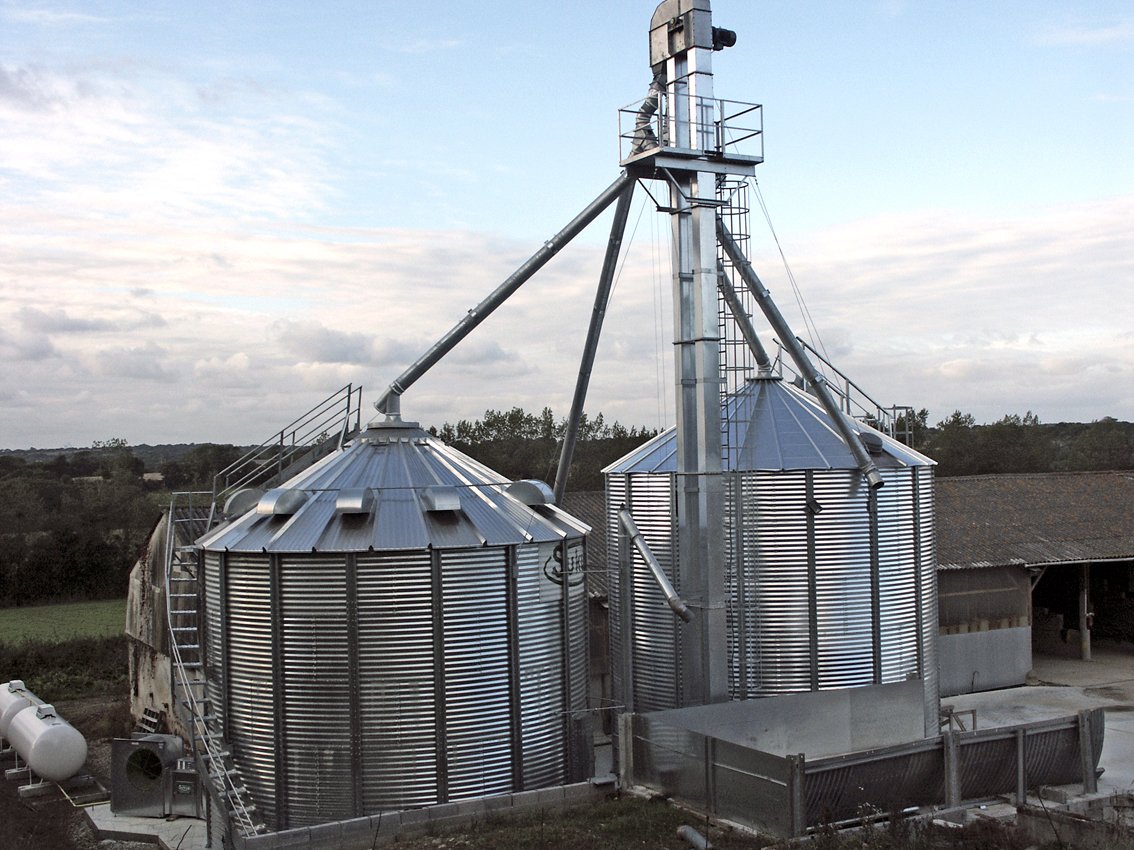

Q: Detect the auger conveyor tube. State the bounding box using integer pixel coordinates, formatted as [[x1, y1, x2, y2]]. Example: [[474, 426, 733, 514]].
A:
[[375, 171, 636, 415], [620, 507, 693, 623], [716, 218, 884, 489]]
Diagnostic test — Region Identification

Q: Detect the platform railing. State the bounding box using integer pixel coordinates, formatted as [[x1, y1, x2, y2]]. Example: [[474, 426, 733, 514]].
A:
[[772, 338, 916, 445], [618, 92, 763, 163], [208, 383, 362, 522]]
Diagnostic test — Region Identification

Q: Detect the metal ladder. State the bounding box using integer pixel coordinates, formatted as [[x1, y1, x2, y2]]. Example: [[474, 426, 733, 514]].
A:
[[165, 491, 265, 838], [161, 383, 363, 839]]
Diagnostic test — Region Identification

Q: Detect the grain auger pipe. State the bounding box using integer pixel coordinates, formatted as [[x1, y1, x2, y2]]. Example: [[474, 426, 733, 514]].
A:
[[620, 507, 693, 623], [373, 171, 637, 420], [716, 262, 773, 376], [716, 218, 885, 490]]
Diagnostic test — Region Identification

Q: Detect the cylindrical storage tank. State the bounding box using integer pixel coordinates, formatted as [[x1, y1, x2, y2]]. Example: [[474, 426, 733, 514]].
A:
[[606, 377, 939, 733], [7, 703, 88, 782], [0, 680, 39, 739], [197, 416, 590, 831]]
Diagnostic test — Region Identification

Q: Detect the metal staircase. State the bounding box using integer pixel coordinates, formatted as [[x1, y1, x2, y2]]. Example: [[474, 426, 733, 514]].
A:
[[161, 384, 362, 839]]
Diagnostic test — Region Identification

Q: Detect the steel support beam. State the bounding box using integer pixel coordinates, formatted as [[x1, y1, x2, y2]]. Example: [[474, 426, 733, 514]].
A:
[[375, 171, 636, 415], [554, 182, 636, 503], [716, 220, 884, 489], [716, 265, 771, 369]]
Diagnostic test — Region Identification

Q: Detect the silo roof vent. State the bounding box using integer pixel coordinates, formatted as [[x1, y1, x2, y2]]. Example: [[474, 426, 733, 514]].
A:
[[506, 479, 555, 506], [335, 488, 374, 516], [256, 488, 310, 516], [422, 486, 461, 512]]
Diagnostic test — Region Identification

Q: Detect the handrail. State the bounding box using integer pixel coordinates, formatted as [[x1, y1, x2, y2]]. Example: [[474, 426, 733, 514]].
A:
[[772, 337, 915, 443], [618, 92, 763, 163], [210, 383, 362, 511], [164, 492, 261, 838]]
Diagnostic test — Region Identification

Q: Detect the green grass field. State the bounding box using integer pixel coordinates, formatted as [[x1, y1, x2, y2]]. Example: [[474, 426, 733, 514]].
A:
[[0, 598, 127, 644]]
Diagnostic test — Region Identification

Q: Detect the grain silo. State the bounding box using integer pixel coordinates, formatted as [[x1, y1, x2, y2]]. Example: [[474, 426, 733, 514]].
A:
[[195, 413, 589, 831], [607, 375, 939, 734]]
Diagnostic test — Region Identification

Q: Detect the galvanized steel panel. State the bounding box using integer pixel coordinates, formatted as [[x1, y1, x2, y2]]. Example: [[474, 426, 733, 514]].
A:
[[916, 467, 940, 733], [223, 555, 277, 827], [278, 556, 353, 825], [606, 380, 935, 475], [356, 551, 439, 810], [198, 424, 585, 554], [199, 419, 592, 829], [608, 474, 681, 712], [202, 552, 225, 739], [440, 549, 513, 800], [610, 380, 938, 714], [812, 472, 874, 690], [515, 545, 564, 788]]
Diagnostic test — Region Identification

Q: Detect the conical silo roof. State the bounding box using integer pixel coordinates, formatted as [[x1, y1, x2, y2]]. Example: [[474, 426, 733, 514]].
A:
[[604, 376, 934, 474], [199, 417, 588, 553]]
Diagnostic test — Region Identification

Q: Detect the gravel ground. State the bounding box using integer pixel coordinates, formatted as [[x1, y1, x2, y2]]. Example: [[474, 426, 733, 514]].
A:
[[1, 694, 152, 850]]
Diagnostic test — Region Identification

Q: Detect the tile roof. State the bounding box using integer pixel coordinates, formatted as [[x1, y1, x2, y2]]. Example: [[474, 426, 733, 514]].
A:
[[567, 471, 1134, 574], [936, 471, 1134, 569]]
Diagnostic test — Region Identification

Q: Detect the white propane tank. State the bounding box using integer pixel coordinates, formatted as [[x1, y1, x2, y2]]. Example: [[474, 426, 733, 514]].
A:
[[7, 703, 88, 782], [0, 680, 39, 739]]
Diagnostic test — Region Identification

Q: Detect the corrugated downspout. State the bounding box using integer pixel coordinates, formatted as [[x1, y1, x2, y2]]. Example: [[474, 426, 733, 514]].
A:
[[716, 219, 884, 489], [619, 507, 693, 623]]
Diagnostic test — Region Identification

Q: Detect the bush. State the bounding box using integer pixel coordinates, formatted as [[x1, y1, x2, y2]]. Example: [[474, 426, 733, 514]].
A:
[[0, 635, 128, 701]]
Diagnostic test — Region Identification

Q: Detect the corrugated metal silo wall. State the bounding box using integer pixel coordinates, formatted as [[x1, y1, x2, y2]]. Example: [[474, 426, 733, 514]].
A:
[[517, 540, 588, 787], [611, 464, 937, 728], [440, 548, 513, 800], [224, 555, 277, 827], [608, 473, 682, 712], [203, 541, 587, 832], [916, 467, 940, 734], [727, 468, 934, 705], [356, 551, 438, 811], [279, 555, 354, 825]]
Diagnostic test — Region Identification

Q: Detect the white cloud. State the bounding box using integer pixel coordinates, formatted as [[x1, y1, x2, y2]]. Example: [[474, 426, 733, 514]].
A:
[[0, 60, 334, 221], [1033, 21, 1134, 47], [1, 8, 107, 26]]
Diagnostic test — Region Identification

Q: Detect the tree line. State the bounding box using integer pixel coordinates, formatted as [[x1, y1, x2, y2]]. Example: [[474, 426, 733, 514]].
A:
[[897, 410, 1134, 477], [0, 443, 244, 609], [1, 408, 1131, 609]]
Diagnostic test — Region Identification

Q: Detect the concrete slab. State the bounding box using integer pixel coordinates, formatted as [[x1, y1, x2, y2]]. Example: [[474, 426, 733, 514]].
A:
[[86, 803, 207, 850], [948, 644, 1134, 795]]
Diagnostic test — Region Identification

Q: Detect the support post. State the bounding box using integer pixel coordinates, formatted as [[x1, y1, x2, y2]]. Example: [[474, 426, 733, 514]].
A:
[[787, 753, 806, 836], [1015, 728, 1027, 806], [1080, 564, 1092, 661], [375, 171, 635, 414], [1078, 709, 1098, 794], [554, 182, 636, 503], [943, 730, 961, 807]]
